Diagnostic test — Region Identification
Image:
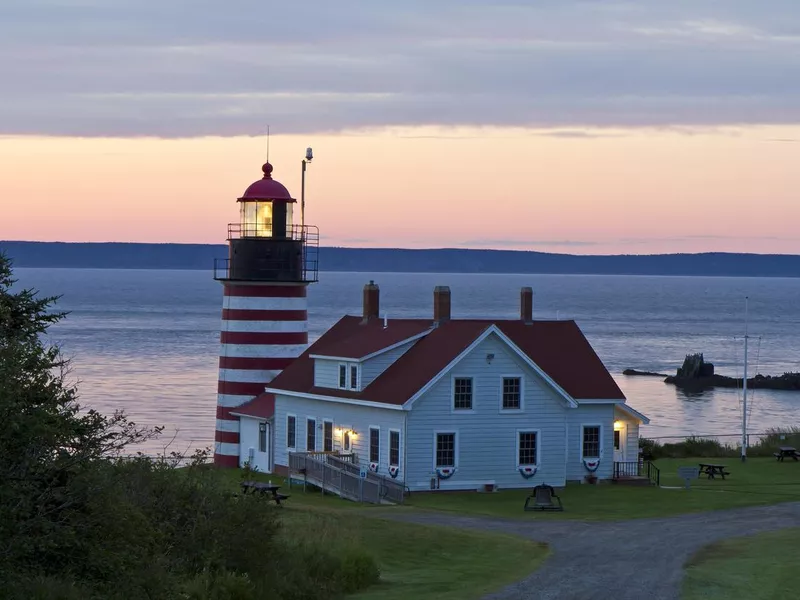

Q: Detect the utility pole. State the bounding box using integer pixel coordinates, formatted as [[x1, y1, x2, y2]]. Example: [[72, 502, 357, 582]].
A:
[[741, 297, 749, 463]]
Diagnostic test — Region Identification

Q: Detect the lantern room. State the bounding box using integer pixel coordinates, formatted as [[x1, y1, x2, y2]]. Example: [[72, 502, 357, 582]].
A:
[[213, 161, 319, 284], [238, 162, 295, 238]]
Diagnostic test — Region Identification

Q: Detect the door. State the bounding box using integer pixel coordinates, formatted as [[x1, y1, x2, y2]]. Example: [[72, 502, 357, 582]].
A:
[[254, 421, 270, 473], [613, 424, 626, 462]]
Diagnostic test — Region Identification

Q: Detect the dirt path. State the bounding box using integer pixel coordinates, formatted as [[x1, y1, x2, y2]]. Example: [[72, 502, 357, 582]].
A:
[[376, 501, 800, 600]]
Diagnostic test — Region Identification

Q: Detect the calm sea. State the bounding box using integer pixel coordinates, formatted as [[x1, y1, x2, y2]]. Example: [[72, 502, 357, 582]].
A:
[[13, 268, 800, 455]]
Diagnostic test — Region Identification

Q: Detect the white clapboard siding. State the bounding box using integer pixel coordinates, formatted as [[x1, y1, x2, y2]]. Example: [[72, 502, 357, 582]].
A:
[[566, 404, 615, 482], [405, 333, 570, 491], [273, 395, 406, 477]]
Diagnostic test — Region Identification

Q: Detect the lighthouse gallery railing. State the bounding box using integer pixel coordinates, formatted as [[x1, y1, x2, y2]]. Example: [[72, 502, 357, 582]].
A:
[[213, 224, 319, 283]]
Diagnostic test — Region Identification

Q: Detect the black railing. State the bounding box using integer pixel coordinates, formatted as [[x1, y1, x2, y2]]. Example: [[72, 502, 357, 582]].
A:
[[613, 461, 640, 479], [213, 224, 319, 283], [227, 223, 318, 242], [643, 460, 661, 486]]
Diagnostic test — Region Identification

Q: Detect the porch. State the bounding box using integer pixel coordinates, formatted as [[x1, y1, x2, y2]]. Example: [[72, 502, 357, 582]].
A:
[[612, 460, 661, 486]]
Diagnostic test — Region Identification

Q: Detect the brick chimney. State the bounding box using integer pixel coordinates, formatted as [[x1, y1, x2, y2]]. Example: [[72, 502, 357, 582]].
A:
[[433, 285, 451, 323], [520, 287, 533, 324], [362, 281, 380, 323]]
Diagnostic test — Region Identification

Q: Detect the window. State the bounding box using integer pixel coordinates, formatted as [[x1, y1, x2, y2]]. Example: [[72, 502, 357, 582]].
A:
[[453, 378, 473, 410], [613, 430, 621, 451], [518, 431, 537, 466], [343, 430, 351, 452], [338, 364, 347, 389], [286, 415, 296, 449], [369, 427, 380, 463], [350, 365, 359, 389], [582, 426, 600, 459], [306, 418, 317, 451], [502, 377, 521, 410], [323, 421, 333, 452], [258, 422, 267, 453], [435, 432, 456, 468], [389, 430, 400, 467]]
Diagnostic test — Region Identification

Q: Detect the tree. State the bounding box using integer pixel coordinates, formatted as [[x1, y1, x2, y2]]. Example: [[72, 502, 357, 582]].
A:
[[0, 252, 160, 581]]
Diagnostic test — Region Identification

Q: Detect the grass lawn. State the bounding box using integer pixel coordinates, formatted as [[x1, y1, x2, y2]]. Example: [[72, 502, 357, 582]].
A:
[[405, 457, 800, 521], [280, 510, 548, 600], [208, 468, 547, 598], [682, 528, 800, 599]]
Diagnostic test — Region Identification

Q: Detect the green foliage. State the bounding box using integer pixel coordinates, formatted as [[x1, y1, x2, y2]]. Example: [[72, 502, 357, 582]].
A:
[[640, 428, 800, 460], [0, 254, 379, 599]]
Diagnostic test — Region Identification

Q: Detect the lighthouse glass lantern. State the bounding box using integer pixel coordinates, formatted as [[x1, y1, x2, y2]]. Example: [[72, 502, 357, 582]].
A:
[[240, 197, 293, 238]]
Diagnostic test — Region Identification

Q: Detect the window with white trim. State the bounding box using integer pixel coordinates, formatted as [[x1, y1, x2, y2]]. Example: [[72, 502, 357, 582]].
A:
[[582, 426, 600, 459], [369, 427, 380, 463], [518, 431, 537, 466], [502, 377, 522, 410], [323, 420, 333, 452], [338, 364, 347, 389], [258, 422, 267, 453], [389, 430, 400, 467], [435, 432, 456, 467], [306, 418, 317, 451], [453, 378, 473, 410], [286, 415, 296, 449], [350, 365, 359, 390]]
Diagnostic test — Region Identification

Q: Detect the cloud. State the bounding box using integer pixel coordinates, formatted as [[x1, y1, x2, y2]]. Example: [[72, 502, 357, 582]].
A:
[[2, 1, 800, 137]]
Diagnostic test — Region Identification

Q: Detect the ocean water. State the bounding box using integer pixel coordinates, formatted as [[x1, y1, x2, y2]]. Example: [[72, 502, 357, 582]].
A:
[[12, 268, 800, 455]]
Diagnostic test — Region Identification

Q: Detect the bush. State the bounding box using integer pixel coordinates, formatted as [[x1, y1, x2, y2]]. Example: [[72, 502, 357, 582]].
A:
[[640, 428, 800, 460], [0, 253, 380, 600]]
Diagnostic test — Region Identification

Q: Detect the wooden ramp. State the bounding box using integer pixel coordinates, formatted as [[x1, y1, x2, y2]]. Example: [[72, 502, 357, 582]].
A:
[[288, 452, 406, 505]]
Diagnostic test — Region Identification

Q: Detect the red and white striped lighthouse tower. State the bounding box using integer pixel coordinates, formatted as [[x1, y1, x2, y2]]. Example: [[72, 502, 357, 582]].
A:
[[213, 161, 319, 467]]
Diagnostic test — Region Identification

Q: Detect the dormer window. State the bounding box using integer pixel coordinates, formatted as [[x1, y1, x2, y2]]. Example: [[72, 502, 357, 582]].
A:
[[338, 362, 360, 391]]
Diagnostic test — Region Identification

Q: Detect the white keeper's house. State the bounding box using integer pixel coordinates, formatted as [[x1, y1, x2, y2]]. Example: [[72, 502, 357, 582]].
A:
[[230, 282, 650, 491]]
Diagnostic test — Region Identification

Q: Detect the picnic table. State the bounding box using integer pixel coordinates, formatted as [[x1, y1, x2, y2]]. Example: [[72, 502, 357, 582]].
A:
[[698, 463, 730, 480], [774, 446, 800, 462], [240, 480, 290, 506]]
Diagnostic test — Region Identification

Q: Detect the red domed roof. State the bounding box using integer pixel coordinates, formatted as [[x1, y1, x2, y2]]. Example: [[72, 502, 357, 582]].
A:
[[238, 162, 296, 202]]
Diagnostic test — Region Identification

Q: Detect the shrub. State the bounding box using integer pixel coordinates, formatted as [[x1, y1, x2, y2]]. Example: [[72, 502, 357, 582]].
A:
[[640, 428, 800, 459]]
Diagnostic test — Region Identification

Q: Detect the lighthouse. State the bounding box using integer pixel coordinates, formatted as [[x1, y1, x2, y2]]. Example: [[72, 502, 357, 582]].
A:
[[212, 160, 319, 467]]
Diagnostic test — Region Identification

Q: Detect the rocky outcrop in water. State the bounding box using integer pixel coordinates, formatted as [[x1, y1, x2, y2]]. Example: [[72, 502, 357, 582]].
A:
[[625, 352, 800, 391]]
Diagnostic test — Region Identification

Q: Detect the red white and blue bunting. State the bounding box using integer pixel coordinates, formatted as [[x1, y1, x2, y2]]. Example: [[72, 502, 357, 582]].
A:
[[518, 465, 537, 479], [435, 466, 456, 479], [369, 462, 379, 473], [583, 458, 600, 472], [388, 465, 400, 479]]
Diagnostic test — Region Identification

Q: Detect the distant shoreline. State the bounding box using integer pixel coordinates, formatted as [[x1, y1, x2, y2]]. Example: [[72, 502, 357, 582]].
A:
[[3, 241, 800, 278]]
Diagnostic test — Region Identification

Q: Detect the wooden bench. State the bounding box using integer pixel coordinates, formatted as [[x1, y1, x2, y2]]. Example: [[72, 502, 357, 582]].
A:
[[272, 493, 290, 506]]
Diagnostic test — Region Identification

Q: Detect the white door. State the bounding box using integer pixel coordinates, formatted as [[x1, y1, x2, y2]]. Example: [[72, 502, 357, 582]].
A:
[[254, 421, 270, 473], [613, 424, 626, 462]]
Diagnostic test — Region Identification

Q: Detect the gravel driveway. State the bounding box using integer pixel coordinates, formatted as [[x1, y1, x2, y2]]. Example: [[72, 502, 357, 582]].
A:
[[379, 501, 800, 600]]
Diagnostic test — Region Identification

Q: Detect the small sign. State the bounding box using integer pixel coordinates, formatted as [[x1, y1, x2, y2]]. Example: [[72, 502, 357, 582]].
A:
[[359, 466, 368, 479], [677, 466, 700, 489]]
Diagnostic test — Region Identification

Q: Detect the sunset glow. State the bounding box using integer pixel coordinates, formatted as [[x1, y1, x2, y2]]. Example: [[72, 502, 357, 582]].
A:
[[1, 126, 797, 254]]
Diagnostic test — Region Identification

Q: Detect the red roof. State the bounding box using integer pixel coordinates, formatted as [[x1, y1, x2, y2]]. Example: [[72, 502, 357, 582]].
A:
[[311, 319, 432, 359], [231, 393, 275, 419], [268, 317, 625, 405], [239, 163, 295, 202]]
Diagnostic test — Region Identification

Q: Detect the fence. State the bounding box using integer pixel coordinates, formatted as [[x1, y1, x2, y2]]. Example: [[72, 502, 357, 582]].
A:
[[641, 429, 800, 460]]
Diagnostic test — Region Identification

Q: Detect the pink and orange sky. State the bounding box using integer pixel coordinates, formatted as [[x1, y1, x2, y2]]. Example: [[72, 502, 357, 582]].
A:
[[1, 1, 799, 255]]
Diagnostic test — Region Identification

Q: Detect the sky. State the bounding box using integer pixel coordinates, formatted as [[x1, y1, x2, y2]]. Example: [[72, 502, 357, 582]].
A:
[[1, 0, 799, 254]]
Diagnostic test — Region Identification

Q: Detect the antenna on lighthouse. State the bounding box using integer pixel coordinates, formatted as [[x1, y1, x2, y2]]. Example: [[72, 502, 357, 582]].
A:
[[266, 125, 270, 162]]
